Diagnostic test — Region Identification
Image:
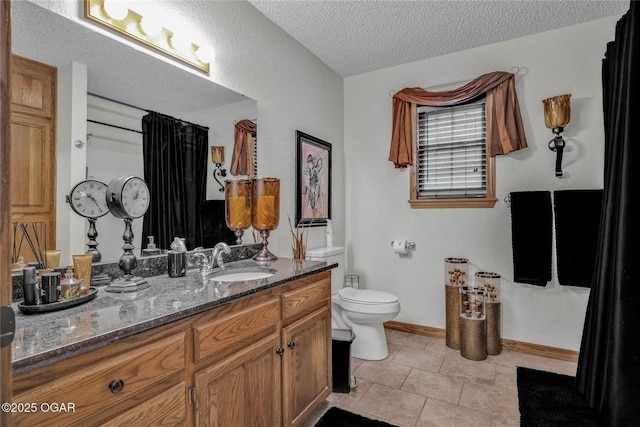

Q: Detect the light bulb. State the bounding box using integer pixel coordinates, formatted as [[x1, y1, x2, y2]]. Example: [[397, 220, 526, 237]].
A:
[[140, 16, 162, 37], [103, 0, 129, 21]]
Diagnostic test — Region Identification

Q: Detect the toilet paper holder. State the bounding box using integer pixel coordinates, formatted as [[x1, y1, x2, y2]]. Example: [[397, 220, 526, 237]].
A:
[[389, 240, 416, 250]]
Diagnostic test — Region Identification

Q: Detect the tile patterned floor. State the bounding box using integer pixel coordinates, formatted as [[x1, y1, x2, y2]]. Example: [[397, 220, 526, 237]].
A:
[[303, 328, 578, 427]]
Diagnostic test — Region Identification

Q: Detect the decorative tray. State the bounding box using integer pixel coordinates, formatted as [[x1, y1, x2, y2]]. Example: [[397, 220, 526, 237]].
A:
[[18, 287, 99, 315]]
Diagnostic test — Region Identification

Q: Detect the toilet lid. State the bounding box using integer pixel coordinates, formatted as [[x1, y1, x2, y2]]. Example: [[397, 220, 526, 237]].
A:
[[338, 287, 399, 304]]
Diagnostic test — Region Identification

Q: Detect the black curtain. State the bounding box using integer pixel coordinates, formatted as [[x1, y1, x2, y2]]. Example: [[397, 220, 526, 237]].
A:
[[142, 112, 208, 251], [576, 2, 640, 425]]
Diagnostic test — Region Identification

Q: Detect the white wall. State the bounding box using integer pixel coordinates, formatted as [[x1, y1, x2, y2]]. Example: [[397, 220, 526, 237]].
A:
[[56, 61, 88, 267], [344, 16, 619, 351], [39, 0, 344, 259]]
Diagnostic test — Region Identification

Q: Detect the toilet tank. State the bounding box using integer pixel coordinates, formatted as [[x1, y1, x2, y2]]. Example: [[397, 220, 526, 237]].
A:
[[306, 246, 344, 294]]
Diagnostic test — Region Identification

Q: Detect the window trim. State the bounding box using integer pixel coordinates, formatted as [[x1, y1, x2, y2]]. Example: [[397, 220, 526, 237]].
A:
[[409, 104, 497, 209]]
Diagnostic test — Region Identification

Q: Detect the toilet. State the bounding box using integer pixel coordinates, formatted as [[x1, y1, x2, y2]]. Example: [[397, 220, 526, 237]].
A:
[[306, 247, 401, 361]]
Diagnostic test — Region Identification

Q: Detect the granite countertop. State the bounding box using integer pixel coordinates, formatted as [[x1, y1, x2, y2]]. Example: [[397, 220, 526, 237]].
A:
[[12, 257, 335, 374]]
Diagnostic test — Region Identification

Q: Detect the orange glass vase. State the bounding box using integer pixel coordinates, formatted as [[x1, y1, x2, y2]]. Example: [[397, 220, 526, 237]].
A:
[[225, 179, 252, 245], [252, 178, 280, 261]]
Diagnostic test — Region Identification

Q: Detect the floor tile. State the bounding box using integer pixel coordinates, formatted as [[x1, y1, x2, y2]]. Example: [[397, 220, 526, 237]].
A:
[[439, 352, 497, 384], [458, 380, 519, 419], [416, 398, 492, 427], [494, 364, 517, 391], [401, 368, 464, 404], [353, 360, 412, 389], [355, 383, 426, 427], [393, 346, 445, 372], [326, 378, 373, 410], [386, 329, 433, 350]]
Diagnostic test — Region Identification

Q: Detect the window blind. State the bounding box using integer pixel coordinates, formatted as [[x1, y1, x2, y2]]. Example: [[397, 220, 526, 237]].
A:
[[417, 102, 487, 199]]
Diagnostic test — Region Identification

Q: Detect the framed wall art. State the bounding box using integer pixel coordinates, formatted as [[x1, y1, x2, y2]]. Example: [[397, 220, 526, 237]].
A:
[[296, 130, 331, 226]]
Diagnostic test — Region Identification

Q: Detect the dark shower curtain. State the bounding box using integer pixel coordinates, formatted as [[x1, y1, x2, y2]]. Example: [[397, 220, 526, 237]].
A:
[[142, 112, 208, 251], [576, 2, 640, 425]]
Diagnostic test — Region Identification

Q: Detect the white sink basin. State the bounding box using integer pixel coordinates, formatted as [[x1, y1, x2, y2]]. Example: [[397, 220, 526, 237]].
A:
[[209, 271, 274, 282]]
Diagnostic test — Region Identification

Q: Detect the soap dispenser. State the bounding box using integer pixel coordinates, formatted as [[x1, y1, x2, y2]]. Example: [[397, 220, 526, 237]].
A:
[[326, 219, 334, 248], [168, 237, 186, 277]]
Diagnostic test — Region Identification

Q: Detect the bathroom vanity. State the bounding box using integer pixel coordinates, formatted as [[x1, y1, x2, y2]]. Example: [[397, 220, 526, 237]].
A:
[[11, 258, 334, 427]]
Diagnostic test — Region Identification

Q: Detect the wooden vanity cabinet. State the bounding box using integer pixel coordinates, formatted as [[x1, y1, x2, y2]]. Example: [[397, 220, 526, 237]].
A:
[[11, 271, 332, 427], [193, 271, 332, 427]]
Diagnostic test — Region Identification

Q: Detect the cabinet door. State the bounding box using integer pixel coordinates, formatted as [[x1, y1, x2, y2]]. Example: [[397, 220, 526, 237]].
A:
[[282, 306, 331, 427], [195, 333, 281, 427]]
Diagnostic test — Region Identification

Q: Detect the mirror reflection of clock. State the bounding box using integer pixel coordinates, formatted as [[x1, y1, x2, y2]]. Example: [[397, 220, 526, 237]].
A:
[[107, 176, 150, 219], [69, 179, 109, 219]]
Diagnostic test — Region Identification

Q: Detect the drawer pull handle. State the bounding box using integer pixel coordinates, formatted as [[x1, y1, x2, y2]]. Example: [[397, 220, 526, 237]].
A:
[[109, 379, 125, 394], [287, 341, 296, 349]]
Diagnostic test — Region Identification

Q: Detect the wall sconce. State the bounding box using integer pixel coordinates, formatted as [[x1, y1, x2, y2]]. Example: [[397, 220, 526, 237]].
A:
[[211, 146, 227, 192], [542, 94, 571, 178], [84, 0, 211, 73]]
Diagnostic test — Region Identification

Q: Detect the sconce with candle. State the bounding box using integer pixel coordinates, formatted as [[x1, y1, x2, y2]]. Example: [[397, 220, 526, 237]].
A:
[[542, 94, 571, 178], [211, 146, 227, 192]]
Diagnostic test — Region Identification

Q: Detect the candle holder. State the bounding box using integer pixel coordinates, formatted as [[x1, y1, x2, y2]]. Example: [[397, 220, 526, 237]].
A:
[[252, 178, 280, 262], [444, 257, 469, 349], [211, 146, 227, 192], [225, 179, 252, 245], [476, 271, 502, 355]]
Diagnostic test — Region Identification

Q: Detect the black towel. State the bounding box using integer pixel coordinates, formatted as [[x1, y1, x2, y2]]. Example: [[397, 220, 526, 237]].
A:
[[510, 191, 553, 286], [553, 190, 603, 288]]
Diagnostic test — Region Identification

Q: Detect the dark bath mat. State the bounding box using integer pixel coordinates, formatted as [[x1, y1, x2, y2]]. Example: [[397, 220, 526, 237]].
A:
[[313, 407, 398, 427], [517, 366, 602, 427]]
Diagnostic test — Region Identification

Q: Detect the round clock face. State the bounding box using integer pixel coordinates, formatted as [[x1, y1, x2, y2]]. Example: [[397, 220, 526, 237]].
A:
[[107, 176, 150, 219], [69, 179, 109, 219]]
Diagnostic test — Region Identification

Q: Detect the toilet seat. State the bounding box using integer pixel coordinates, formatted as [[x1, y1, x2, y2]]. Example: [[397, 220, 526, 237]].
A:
[[338, 287, 398, 305]]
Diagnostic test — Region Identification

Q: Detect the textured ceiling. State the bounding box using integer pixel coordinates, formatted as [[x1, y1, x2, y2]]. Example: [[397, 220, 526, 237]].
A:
[[249, 0, 629, 77]]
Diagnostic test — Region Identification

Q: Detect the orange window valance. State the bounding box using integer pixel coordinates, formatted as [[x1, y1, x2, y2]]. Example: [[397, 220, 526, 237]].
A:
[[389, 71, 528, 168]]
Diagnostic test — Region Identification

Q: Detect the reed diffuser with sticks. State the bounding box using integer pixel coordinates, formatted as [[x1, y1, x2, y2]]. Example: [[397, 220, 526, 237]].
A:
[[288, 215, 312, 259]]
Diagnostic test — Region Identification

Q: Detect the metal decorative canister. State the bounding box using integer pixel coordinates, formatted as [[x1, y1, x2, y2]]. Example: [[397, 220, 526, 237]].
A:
[[459, 286, 487, 360], [444, 257, 469, 349], [477, 271, 502, 355]]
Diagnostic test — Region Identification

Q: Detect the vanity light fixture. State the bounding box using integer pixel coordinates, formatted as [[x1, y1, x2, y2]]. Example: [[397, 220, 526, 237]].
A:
[[211, 146, 227, 192], [84, 0, 210, 73], [542, 94, 571, 178]]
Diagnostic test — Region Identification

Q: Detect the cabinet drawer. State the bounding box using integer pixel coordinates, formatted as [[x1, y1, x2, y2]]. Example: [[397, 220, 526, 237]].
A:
[[282, 278, 331, 323], [100, 382, 186, 427], [13, 332, 185, 427], [194, 299, 279, 363]]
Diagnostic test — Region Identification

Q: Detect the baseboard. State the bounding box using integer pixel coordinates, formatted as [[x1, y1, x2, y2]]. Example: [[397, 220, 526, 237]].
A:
[[384, 320, 579, 362]]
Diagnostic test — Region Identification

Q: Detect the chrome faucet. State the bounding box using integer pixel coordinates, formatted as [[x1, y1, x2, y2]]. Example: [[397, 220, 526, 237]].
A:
[[193, 243, 231, 277]]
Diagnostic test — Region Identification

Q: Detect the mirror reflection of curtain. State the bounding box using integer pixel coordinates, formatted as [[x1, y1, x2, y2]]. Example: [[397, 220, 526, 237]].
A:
[[142, 112, 208, 251], [231, 119, 257, 177]]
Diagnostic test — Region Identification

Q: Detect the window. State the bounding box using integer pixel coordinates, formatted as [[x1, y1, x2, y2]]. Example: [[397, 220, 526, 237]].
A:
[[410, 99, 496, 208]]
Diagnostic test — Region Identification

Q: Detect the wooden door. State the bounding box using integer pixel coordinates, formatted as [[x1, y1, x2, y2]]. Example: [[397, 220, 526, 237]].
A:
[[194, 333, 281, 427], [1, 2, 13, 425], [282, 307, 331, 427], [10, 55, 56, 264]]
